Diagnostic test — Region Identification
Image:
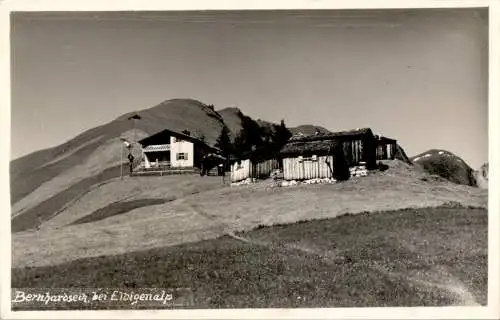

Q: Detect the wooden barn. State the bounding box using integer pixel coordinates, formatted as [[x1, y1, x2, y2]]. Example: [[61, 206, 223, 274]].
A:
[[230, 148, 280, 183], [279, 128, 378, 181], [376, 135, 398, 160]]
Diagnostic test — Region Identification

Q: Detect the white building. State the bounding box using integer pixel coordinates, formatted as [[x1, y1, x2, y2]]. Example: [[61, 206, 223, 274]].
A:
[[138, 129, 217, 170]]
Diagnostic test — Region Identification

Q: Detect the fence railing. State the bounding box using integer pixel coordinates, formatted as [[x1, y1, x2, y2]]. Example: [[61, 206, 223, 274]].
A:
[[132, 166, 198, 176], [139, 161, 171, 169]]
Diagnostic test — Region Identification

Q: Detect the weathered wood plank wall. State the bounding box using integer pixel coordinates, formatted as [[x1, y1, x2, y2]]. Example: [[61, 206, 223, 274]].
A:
[[283, 156, 334, 181], [251, 159, 279, 179], [341, 139, 366, 166], [231, 159, 251, 182], [376, 143, 397, 160], [231, 159, 279, 182]]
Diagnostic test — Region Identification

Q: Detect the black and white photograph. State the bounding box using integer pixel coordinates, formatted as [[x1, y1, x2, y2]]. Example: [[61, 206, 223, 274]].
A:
[[1, 0, 499, 319]]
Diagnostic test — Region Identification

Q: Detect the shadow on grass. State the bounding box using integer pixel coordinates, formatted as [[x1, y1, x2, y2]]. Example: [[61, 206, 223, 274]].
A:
[[70, 198, 173, 225], [12, 165, 122, 232]]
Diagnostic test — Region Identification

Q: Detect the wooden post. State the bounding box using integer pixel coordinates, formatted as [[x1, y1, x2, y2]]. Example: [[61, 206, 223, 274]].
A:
[[221, 164, 225, 185], [133, 118, 136, 142], [120, 145, 123, 180]]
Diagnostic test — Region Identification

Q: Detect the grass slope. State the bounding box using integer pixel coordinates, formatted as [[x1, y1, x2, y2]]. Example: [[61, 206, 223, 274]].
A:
[[123, 98, 225, 146], [12, 165, 121, 232], [37, 175, 228, 230], [10, 99, 228, 226], [70, 198, 171, 226], [12, 206, 487, 308], [10, 99, 225, 202], [394, 143, 413, 164], [12, 160, 487, 269], [216, 107, 245, 140]]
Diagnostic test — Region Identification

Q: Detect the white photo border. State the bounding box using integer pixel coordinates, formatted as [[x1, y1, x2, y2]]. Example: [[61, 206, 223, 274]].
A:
[[0, 0, 498, 319]]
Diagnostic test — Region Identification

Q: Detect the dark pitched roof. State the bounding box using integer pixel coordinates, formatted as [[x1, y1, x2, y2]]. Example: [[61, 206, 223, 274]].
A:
[[376, 135, 397, 143], [288, 127, 374, 143], [280, 139, 340, 157], [138, 128, 218, 152], [280, 128, 375, 157], [202, 153, 227, 161]]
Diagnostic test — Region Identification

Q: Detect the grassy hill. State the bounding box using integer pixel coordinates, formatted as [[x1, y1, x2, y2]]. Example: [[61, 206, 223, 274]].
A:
[[217, 107, 331, 140], [11, 99, 289, 232], [410, 149, 477, 187], [10, 98, 488, 308], [14, 98, 408, 233], [10, 99, 224, 203], [11, 156, 487, 308], [10, 99, 235, 232], [289, 124, 331, 136], [217, 107, 245, 140], [12, 159, 487, 269]]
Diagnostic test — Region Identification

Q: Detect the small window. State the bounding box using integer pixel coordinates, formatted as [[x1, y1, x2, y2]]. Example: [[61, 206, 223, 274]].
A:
[[176, 153, 188, 160], [172, 137, 176, 143]]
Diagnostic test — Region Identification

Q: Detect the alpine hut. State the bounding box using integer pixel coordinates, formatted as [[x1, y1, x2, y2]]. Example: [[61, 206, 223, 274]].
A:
[[279, 128, 377, 181], [230, 147, 280, 183], [137, 128, 220, 175]]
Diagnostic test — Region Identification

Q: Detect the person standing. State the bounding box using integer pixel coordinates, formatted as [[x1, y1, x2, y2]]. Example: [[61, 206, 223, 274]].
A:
[[128, 152, 135, 175]]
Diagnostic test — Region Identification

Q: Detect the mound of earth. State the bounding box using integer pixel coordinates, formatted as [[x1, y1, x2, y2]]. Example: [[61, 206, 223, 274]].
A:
[[393, 144, 413, 165], [410, 149, 477, 187], [474, 162, 488, 189]]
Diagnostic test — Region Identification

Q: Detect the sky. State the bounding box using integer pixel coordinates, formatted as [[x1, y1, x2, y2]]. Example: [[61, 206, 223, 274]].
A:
[[10, 9, 488, 168]]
